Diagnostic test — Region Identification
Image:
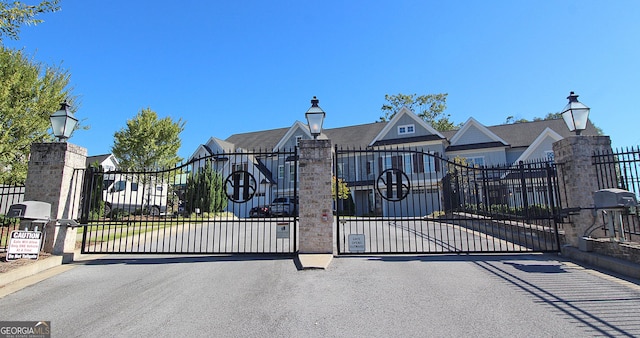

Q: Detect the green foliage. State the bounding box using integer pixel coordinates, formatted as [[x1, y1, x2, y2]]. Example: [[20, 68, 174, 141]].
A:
[[506, 112, 604, 135], [0, 46, 75, 183], [109, 208, 129, 221], [184, 160, 228, 214], [0, 213, 19, 226], [332, 176, 350, 200], [0, 0, 60, 42], [112, 107, 185, 171], [380, 93, 457, 131], [463, 203, 555, 218], [87, 162, 105, 218]]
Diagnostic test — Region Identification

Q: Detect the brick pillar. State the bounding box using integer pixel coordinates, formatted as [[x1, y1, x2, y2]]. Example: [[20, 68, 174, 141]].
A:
[[553, 136, 612, 247], [298, 139, 334, 254], [25, 142, 87, 255]]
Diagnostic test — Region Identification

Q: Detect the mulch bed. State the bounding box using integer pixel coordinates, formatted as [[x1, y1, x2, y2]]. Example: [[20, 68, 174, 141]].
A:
[[0, 252, 53, 274]]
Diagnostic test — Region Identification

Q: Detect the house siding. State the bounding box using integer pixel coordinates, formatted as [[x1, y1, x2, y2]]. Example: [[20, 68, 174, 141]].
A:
[[454, 125, 495, 145], [380, 114, 433, 140]]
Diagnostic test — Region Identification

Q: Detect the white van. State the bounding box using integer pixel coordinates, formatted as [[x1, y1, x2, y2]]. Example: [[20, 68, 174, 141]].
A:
[[102, 174, 168, 217]]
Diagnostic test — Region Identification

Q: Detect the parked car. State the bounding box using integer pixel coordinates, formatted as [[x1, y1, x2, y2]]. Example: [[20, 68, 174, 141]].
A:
[[270, 196, 298, 216], [249, 205, 272, 218]]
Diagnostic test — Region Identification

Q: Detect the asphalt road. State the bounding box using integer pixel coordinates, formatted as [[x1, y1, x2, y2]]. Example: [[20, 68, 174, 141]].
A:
[[2, 254, 640, 337]]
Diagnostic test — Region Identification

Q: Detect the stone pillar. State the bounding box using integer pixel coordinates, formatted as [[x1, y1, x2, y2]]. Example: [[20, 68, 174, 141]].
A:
[[25, 142, 87, 255], [553, 136, 612, 247], [298, 139, 334, 254]]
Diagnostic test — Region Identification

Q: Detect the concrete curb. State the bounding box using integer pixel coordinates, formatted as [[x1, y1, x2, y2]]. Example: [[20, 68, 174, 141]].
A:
[[561, 246, 640, 280], [296, 254, 333, 270], [0, 255, 63, 286]]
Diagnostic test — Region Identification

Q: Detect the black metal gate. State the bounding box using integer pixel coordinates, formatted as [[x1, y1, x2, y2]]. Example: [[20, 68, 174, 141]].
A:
[[335, 147, 562, 254], [80, 149, 298, 254]]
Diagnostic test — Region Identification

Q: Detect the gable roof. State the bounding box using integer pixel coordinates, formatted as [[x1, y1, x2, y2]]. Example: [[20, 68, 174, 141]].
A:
[[273, 121, 320, 151], [512, 127, 563, 163], [486, 118, 599, 148], [442, 118, 599, 150], [216, 117, 599, 154], [369, 106, 445, 146], [449, 117, 509, 146], [86, 154, 118, 168]]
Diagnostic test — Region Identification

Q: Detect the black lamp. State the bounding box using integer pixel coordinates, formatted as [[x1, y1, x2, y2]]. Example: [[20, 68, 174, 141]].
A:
[[561, 92, 590, 136], [305, 96, 325, 140]]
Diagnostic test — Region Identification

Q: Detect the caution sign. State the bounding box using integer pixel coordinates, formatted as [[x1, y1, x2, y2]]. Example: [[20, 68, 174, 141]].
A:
[[6, 230, 43, 261]]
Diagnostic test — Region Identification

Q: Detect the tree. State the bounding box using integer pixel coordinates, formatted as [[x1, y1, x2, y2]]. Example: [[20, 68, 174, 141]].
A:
[[0, 0, 60, 43], [112, 108, 185, 171], [380, 93, 457, 131], [85, 161, 105, 219], [184, 160, 227, 215], [505, 112, 604, 135], [0, 46, 74, 183], [332, 176, 350, 201], [332, 176, 354, 215]]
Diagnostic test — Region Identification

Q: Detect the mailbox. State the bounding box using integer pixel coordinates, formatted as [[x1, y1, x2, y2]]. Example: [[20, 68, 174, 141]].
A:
[[593, 188, 637, 210], [7, 201, 51, 222]]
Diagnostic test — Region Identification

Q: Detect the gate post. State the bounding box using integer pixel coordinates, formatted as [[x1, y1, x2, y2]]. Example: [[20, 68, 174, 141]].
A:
[[553, 135, 612, 247], [24, 142, 87, 257], [298, 139, 334, 257]]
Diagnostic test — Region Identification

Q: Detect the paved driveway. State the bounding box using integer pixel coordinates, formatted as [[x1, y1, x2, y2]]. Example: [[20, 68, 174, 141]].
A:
[[1, 254, 639, 337]]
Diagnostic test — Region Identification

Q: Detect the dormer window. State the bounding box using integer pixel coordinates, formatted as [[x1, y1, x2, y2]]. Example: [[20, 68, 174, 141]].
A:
[[398, 124, 415, 135], [295, 135, 303, 146]]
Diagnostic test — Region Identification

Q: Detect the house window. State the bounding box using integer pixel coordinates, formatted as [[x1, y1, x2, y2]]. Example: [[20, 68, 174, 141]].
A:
[[380, 155, 409, 172], [403, 154, 413, 173], [337, 162, 345, 177], [295, 135, 303, 146], [288, 163, 296, 182], [465, 156, 485, 167], [398, 124, 415, 135], [233, 163, 249, 183], [423, 156, 435, 173], [366, 160, 374, 177], [382, 156, 393, 170], [545, 151, 555, 164], [233, 163, 248, 172], [278, 165, 285, 179]]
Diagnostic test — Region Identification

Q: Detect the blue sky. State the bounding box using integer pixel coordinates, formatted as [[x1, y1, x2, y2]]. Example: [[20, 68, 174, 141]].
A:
[[5, 1, 640, 160]]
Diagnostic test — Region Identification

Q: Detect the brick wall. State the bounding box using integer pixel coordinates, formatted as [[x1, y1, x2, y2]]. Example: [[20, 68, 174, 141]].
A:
[[298, 139, 334, 254]]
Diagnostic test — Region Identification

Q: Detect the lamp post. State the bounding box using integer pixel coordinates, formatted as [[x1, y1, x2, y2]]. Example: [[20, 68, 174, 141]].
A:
[[305, 96, 325, 139], [49, 101, 78, 142], [561, 91, 590, 136]]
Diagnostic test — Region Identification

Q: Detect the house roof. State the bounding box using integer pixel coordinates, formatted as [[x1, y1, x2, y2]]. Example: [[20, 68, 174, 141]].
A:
[[86, 154, 114, 167], [221, 117, 599, 152], [226, 126, 290, 150], [442, 118, 599, 149], [487, 118, 599, 149], [225, 122, 388, 150], [325, 122, 387, 148]]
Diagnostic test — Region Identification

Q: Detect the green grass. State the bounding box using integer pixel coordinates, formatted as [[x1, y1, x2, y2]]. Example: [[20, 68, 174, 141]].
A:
[[78, 222, 178, 244], [77, 211, 237, 244]]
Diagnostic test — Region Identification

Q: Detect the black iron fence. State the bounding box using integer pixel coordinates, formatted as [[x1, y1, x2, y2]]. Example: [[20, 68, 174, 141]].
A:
[[335, 147, 561, 254], [0, 183, 25, 252], [79, 149, 298, 254], [593, 146, 640, 241]]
